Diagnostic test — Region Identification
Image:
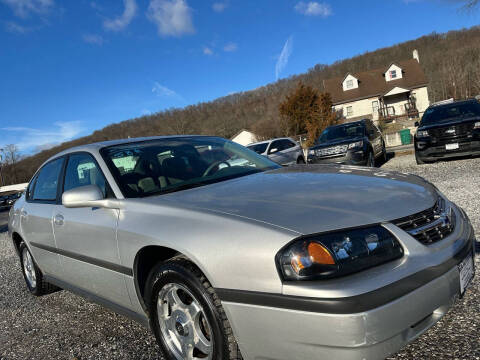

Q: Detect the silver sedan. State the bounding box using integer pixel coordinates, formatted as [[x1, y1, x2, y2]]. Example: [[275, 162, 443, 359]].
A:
[[8, 136, 475, 360]]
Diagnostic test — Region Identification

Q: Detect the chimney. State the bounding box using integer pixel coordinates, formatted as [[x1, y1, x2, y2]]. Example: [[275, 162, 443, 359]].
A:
[[413, 49, 420, 63]]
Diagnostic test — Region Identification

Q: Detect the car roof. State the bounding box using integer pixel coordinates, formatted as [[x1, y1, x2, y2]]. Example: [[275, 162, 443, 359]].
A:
[[247, 137, 295, 146], [326, 119, 366, 130], [427, 98, 478, 110]]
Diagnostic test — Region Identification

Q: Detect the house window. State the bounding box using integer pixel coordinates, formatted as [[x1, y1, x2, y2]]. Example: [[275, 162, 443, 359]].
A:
[[390, 70, 397, 79], [346, 106, 353, 117], [346, 79, 353, 89], [372, 100, 379, 113]]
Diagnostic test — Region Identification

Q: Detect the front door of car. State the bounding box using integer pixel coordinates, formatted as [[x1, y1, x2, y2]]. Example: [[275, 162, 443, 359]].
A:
[[53, 152, 131, 309], [21, 157, 65, 276], [267, 140, 289, 164], [367, 121, 382, 156]]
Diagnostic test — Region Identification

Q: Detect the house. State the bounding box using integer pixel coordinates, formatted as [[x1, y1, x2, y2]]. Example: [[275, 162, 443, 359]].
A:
[[324, 50, 430, 123], [231, 129, 258, 146]]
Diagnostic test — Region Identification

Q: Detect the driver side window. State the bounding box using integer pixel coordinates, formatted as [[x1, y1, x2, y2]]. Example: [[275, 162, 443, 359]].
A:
[[63, 153, 108, 198]]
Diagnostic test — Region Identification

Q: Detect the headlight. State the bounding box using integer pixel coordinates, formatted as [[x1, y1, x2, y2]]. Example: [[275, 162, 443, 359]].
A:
[[348, 140, 363, 149], [416, 130, 429, 138], [277, 226, 404, 281], [474, 122, 480, 129]]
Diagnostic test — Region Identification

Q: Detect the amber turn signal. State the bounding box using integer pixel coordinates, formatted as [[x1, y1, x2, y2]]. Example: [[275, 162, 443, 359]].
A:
[[308, 242, 335, 265]]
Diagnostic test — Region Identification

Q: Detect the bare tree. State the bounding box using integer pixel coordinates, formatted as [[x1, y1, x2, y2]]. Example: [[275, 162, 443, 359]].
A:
[[2, 144, 20, 184]]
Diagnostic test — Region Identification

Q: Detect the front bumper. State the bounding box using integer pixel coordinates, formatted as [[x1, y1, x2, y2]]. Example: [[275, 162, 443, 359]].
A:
[[415, 138, 480, 162], [221, 207, 475, 360], [308, 149, 367, 166]]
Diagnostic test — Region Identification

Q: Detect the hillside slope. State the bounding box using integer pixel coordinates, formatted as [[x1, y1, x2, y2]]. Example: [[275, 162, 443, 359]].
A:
[[6, 26, 480, 184]]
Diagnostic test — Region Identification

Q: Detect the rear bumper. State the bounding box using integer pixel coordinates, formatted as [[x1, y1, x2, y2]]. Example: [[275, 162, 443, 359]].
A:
[[415, 138, 480, 162], [221, 212, 475, 360]]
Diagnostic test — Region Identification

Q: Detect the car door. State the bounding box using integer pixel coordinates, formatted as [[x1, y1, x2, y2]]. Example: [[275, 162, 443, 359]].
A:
[[53, 152, 131, 308], [279, 139, 300, 164], [21, 157, 65, 276], [267, 140, 289, 164]]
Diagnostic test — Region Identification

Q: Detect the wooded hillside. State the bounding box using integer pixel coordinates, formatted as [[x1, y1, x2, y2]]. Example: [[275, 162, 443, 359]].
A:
[[4, 26, 480, 185]]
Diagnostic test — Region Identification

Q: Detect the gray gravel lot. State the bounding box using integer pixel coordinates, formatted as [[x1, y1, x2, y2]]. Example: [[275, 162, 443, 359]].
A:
[[1, 155, 479, 360]]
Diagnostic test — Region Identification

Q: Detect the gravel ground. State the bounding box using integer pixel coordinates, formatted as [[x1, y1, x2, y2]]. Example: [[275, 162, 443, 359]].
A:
[[0, 154, 479, 360]]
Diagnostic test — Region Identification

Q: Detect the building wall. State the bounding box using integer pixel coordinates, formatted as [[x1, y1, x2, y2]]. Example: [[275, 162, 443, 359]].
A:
[[334, 96, 380, 121], [411, 86, 430, 114], [232, 130, 258, 146]]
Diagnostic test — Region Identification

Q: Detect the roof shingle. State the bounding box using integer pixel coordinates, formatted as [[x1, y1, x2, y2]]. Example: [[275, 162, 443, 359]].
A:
[[324, 59, 428, 105]]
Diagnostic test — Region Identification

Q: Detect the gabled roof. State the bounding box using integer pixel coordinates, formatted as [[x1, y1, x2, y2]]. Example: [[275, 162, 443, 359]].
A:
[[325, 59, 428, 105]]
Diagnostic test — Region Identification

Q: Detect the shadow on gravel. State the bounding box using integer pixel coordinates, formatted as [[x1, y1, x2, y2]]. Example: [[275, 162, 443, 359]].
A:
[[475, 241, 480, 254]]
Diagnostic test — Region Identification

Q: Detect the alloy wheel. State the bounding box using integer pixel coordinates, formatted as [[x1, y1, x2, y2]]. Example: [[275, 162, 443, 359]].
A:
[[157, 283, 213, 360], [22, 248, 37, 289]]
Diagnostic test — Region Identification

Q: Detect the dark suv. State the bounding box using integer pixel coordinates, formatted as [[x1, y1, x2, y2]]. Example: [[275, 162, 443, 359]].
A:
[[414, 99, 480, 164], [307, 119, 386, 167]]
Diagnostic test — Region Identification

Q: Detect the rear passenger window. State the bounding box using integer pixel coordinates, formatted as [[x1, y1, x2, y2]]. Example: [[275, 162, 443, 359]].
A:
[[63, 153, 107, 197], [32, 158, 64, 201]]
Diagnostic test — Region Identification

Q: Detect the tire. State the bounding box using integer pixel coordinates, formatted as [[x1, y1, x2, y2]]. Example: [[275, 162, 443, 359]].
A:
[[296, 156, 305, 164], [145, 257, 243, 360], [19, 242, 58, 296], [367, 150, 375, 167], [415, 152, 426, 165]]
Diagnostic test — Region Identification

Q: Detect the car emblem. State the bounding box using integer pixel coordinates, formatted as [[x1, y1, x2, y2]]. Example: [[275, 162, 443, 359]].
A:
[[445, 128, 455, 134]]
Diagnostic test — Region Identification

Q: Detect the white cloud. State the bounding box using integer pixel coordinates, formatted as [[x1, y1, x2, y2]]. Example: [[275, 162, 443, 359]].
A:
[[1, 121, 85, 153], [212, 2, 227, 12], [275, 36, 293, 80], [82, 33, 104, 45], [0, 0, 53, 18], [4, 21, 31, 34], [152, 82, 182, 98], [103, 0, 137, 31], [147, 0, 194, 37], [223, 42, 237, 52], [203, 46, 213, 55], [294, 1, 332, 17]]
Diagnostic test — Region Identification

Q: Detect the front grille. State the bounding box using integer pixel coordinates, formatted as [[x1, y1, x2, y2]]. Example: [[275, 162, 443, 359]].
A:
[[393, 197, 456, 245], [315, 144, 348, 157], [429, 122, 474, 139]]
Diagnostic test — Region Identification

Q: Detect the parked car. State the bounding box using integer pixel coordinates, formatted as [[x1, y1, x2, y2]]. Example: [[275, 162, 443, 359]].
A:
[[0, 195, 8, 208], [247, 137, 305, 165], [307, 119, 386, 167], [414, 99, 480, 164], [9, 136, 475, 360], [6, 192, 22, 206]]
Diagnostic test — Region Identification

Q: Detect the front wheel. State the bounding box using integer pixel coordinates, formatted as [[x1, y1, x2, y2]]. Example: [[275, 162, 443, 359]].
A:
[[366, 150, 375, 167], [146, 258, 243, 360], [415, 152, 427, 165]]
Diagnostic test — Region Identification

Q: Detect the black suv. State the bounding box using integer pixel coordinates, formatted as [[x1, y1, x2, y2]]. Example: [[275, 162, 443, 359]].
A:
[[414, 99, 480, 164], [307, 119, 386, 167]]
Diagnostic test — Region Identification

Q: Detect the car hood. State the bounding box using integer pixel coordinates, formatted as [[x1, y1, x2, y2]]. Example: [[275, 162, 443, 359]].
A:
[[140, 165, 437, 235], [418, 116, 480, 131], [310, 137, 364, 150]]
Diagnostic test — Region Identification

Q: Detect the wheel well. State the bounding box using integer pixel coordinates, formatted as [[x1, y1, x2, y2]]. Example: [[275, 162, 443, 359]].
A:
[[12, 232, 23, 256], [134, 245, 180, 310]]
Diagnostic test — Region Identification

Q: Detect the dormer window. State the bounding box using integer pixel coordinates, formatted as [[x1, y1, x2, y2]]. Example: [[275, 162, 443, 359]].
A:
[[390, 70, 397, 79], [385, 64, 403, 82], [346, 79, 353, 89]]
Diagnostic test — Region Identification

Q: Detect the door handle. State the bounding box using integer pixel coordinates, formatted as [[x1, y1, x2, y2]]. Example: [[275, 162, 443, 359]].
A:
[[53, 214, 64, 226]]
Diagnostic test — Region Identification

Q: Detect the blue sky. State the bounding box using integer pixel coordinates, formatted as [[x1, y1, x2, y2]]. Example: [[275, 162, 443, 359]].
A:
[[0, 0, 479, 153]]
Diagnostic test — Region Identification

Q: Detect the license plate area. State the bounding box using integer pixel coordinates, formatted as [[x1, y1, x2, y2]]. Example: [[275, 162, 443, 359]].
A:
[[446, 143, 459, 150], [458, 252, 474, 296]]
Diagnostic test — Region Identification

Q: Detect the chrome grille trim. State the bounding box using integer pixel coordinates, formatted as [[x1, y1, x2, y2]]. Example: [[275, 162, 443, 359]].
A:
[[392, 197, 455, 245]]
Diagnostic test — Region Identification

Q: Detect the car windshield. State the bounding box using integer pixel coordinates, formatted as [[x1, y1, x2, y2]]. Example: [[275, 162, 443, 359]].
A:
[[101, 137, 280, 198], [318, 123, 365, 143], [421, 102, 480, 125], [247, 143, 268, 154]]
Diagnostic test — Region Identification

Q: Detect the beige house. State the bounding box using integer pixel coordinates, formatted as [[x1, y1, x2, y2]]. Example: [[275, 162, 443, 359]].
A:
[[324, 51, 430, 123]]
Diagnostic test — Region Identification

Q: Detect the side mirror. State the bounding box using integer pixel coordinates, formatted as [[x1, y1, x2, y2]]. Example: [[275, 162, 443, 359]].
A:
[[269, 148, 279, 154], [62, 185, 115, 209], [414, 121, 420, 127]]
